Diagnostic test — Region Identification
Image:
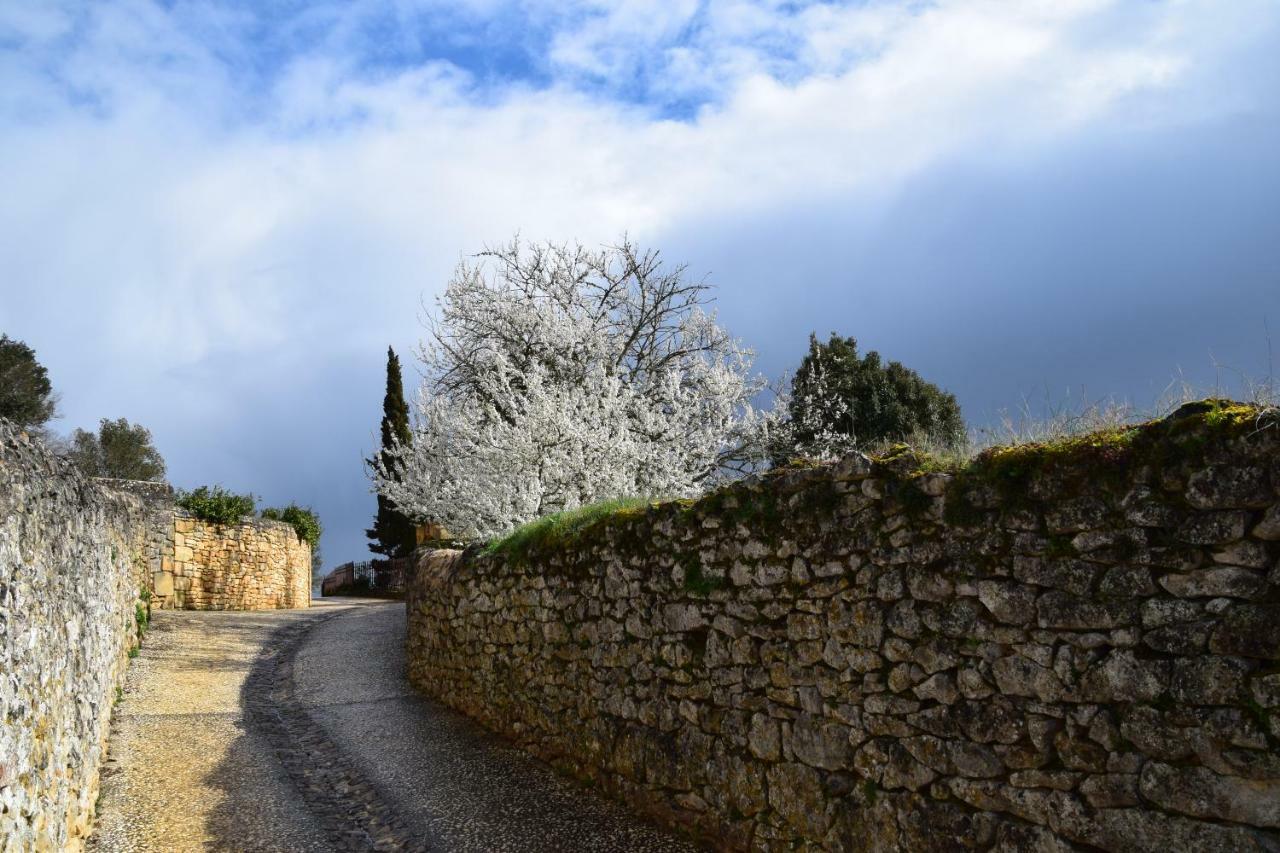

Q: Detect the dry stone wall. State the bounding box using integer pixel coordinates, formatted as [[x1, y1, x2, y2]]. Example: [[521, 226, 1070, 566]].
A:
[[406, 402, 1280, 852], [0, 424, 311, 851], [0, 425, 149, 851]]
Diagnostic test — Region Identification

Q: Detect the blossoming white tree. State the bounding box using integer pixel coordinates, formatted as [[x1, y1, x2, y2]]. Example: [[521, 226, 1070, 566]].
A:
[[372, 237, 777, 539]]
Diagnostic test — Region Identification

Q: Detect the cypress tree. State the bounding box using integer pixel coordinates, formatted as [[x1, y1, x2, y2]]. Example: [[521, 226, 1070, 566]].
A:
[[367, 347, 416, 557]]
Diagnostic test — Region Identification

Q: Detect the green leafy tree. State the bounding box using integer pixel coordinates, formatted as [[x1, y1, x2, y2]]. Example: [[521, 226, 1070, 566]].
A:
[[783, 333, 964, 460], [0, 334, 58, 430], [366, 347, 417, 557], [68, 417, 167, 481]]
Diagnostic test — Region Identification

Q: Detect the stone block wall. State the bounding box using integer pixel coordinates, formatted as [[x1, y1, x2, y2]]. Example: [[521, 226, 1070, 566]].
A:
[[99, 477, 312, 611], [0, 425, 149, 851], [166, 512, 312, 610], [406, 403, 1280, 852]]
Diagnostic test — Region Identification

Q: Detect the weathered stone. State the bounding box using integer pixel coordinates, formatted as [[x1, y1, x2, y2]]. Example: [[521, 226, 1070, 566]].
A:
[[918, 473, 951, 496], [1175, 511, 1250, 545], [1169, 656, 1249, 705], [755, 561, 789, 587], [1141, 762, 1280, 828], [1079, 773, 1140, 808], [663, 603, 708, 632], [912, 637, 960, 674], [831, 599, 884, 648], [1141, 600, 1202, 631], [949, 741, 1003, 778], [788, 716, 851, 770], [990, 823, 1076, 853], [957, 667, 994, 700], [1053, 727, 1108, 772], [1186, 466, 1273, 510], [1013, 556, 1098, 595], [1159, 567, 1265, 599], [1072, 528, 1144, 554], [1089, 805, 1279, 852], [1211, 539, 1271, 569], [1253, 504, 1280, 540], [1078, 650, 1169, 703], [766, 762, 830, 838], [153, 570, 174, 597], [1209, 604, 1280, 659], [955, 698, 1025, 745], [1037, 590, 1129, 630], [1045, 496, 1110, 533], [913, 672, 959, 705], [1142, 621, 1212, 655], [1123, 486, 1179, 528], [1119, 706, 1196, 761], [906, 566, 953, 602], [833, 452, 874, 480], [747, 713, 781, 761], [1008, 769, 1083, 790], [1098, 564, 1155, 598], [992, 655, 1065, 702], [977, 580, 1037, 625], [1252, 673, 1280, 708], [854, 739, 937, 792]]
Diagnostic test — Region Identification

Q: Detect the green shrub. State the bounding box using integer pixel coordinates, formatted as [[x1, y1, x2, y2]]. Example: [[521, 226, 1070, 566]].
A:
[[176, 485, 256, 525], [134, 601, 149, 640], [260, 504, 322, 549]]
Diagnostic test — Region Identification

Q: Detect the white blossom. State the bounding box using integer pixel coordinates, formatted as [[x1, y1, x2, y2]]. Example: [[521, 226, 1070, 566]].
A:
[[373, 237, 777, 539]]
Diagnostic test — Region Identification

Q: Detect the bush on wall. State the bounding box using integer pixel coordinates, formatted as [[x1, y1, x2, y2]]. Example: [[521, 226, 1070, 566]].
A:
[[260, 504, 321, 549], [176, 485, 256, 525]]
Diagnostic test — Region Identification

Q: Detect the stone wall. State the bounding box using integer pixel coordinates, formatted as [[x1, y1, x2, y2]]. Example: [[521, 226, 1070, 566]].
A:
[[0, 425, 149, 851], [166, 511, 312, 610], [406, 402, 1280, 852], [0, 424, 311, 850], [99, 478, 312, 611]]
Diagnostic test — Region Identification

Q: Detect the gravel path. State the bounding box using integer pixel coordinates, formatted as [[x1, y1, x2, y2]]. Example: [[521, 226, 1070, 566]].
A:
[[90, 604, 342, 852], [91, 599, 695, 852]]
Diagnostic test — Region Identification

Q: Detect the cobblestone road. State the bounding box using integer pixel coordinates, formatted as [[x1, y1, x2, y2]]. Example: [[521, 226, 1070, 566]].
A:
[[91, 599, 695, 852]]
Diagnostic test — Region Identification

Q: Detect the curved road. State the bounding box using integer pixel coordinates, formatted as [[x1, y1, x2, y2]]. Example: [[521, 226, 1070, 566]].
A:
[[91, 599, 695, 852]]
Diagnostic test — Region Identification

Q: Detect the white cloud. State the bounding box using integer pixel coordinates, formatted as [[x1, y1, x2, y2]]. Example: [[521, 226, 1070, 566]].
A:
[[0, 0, 1275, 412]]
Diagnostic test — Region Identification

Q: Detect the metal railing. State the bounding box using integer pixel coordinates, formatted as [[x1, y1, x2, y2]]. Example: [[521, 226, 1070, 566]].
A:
[[320, 557, 410, 597]]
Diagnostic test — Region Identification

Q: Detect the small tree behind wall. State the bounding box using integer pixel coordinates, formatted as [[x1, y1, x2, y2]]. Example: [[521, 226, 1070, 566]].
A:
[[0, 334, 58, 431], [68, 417, 167, 481], [782, 332, 964, 461], [366, 347, 417, 557]]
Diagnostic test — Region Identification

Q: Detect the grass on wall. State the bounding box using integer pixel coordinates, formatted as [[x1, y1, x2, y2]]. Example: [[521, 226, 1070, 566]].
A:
[[476, 397, 1279, 564], [482, 497, 655, 563]]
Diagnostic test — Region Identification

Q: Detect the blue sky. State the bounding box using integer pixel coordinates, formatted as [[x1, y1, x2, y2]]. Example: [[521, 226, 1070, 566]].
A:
[[2, 0, 1279, 567]]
